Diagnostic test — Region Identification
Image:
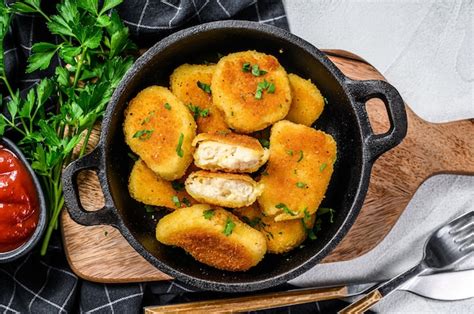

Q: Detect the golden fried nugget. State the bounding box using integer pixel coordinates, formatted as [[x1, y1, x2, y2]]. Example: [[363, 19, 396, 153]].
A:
[[285, 74, 325, 126], [128, 160, 196, 209], [123, 86, 196, 180], [185, 171, 263, 208], [156, 204, 267, 271], [192, 132, 269, 173], [169, 64, 229, 133], [258, 120, 337, 221], [212, 51, 292, 133], [234, 205, 316, 254]]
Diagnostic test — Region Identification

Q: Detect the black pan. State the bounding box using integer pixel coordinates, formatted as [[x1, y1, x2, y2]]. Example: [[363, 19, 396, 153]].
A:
[[62, 21, 407, 292]]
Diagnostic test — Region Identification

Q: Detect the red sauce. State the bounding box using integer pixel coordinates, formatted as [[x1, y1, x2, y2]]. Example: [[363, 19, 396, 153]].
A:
[[0, 146, 39, 252]]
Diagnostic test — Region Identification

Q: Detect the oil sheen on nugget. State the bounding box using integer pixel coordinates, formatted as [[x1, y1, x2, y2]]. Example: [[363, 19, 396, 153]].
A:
[[170, 64, 229, 133], [192, 132, 269, 173], [123, 86, 196, 180], [234, 205, 316, 254], [185, 171, 263, 208], [285, 73, 325, 126], [212, 50, 291, 133], [258, 120, 337, 221], [155, 204, 267, 271], [128, 160, 196, 210]]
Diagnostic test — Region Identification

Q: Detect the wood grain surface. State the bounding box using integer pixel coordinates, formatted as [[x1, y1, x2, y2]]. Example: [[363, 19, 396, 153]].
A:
[[60, 50, 474, 282]]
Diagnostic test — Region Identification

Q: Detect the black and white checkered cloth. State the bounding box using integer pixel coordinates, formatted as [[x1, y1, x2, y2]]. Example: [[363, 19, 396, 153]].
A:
[[1, 1, 354, 313]]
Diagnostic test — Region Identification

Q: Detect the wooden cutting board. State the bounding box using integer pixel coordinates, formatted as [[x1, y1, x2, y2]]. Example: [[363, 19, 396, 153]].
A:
[[60, 50, 474, 283]]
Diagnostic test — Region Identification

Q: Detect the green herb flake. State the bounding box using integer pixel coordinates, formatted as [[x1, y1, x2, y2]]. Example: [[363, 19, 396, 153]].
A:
[[223, 217, 236, 236], [275, 203, 297, 216], [182, 197, 191, 207], [172, 195, 181, 208], [318, 207, 335, 223], [297, 150, 304, 162], [258, 138, 270, 149], [176, 133, 184, 157], [127, 152, 138, 161], [267, 82, 275, 93], [242, 62, 251, 72], [242, 216, 262, 228], [251, 64, 267, 77], [320, 163, 327, 172], [286, 149, 294, 156], [164, 103, 171, 110], [133, 129, 154, 140], [141, 111, 155, 125], [188, 104, 209, 119], [197, 81, 211, 94], [203, 209, 215, 220], [171, 181, 184, 191], [296, 182, 307, 189], [255, 86, 263, 100], [324, 97, 328, 105], [261, 170, 269, 176]]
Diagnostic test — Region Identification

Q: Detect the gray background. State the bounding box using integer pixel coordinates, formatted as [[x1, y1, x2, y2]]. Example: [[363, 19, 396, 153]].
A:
[[283, 0, 473, 313]]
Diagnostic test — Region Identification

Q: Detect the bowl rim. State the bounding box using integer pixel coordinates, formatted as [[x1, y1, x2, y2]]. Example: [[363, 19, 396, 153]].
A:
[[0, 137, 47, 262], [96, 20, 373, 291]]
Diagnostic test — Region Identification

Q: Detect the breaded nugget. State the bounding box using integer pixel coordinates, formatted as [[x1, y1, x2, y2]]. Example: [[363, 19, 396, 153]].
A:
[[128, 160, 196, 209], [285, 74, 325, 126], [170, 64, 229, 133], [212, 51, 292, 133], [258, 120, 337, 221], [185, 171, 263, 208], [192, 132, 269, 173], [234, 205, 316, 254], [156, 204, 267, 271], [123, 86, 196, 180]]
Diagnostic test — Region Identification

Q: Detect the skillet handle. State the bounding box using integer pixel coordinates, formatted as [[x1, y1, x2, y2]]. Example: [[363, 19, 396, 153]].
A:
[[347, 80, 407, 161], [62, 146, 118, 226]]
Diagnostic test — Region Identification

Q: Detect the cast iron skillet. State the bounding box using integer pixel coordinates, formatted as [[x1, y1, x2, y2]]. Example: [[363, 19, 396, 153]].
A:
[[62, 20, 407, 292]]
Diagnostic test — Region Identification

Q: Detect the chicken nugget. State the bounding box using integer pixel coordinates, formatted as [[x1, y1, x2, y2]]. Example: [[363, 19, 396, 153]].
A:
[[258, 120, 337, 221], [234, 204, 316, 254], [123, 86, 196, 180], [170, 64, 229, 133], [156, 204, 267, 271], [285, 73, 325, 126], [128, 159, 196, 209], [185, 171, 263, 208], [212, 51, 291, 133], [192, 132, 269, 173]]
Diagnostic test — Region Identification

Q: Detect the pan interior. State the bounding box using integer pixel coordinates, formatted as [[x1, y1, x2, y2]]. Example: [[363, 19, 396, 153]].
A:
[[105, 26, 364, 286]]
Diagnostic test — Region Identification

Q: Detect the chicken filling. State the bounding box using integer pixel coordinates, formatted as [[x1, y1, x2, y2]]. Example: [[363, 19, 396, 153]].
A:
[[187, 176, 260, 204]]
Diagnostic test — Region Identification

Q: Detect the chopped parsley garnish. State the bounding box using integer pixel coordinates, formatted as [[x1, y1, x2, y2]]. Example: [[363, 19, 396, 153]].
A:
[[296, 182, 307, 188], [182, 197, 191, 207], [275, 203, 297, 216], [242, 216, 263, 228], [242, 62, 251, 72], [144, 205, 155, 213], [255, 79, 275, 100], [223, 217, 236, 236], [251, 64, 267, 77], [197, 81, 211, 94], [164, 103, 171, 110], [188, 104, 209, 119], [203, 209, 215, 220], [176, 133, 184, 158], [318, 207, 335, 223], [127, 152, 138, 161], [258, 138, 270, 148], [320, 163, 327, 172], [303, 208, 311, 221], [324, 97, 329, 105], [302, 208, 316, 240], [286, 149, 294, 156], [141, 111, 155, 125], [171, 181, 184, 191], [172, 195, 181, 207], [297, 150, 304, 162], [133, 129, 153, 140]]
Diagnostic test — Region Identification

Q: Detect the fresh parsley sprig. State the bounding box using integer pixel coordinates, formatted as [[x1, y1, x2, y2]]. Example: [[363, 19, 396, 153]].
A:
[[0, 0, 136, 255]]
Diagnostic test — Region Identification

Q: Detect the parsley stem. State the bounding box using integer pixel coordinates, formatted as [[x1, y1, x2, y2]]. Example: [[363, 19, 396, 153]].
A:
[[79, 124, 93, 157], [73, 48, 87, 88], [1, 76, 16, 101]]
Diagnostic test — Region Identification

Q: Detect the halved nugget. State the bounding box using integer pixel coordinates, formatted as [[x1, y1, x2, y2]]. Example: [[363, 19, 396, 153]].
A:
[[212, 50, 292, 133], [285, 73, 325, 126], [192, 132, 269, 173], [234, 205, 316, 254], [170, 64, 229, 133], [128, 160, 196, 210], [185, 171, 263, 208], [123, 86, 196, 180], [156, 204, 267, 271], [258, 120, 337, 221]]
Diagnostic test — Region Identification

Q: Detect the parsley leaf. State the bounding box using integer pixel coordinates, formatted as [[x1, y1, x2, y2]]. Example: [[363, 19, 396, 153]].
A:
[[203, 209, 215, 220], [296, 182, 307, 188], [187, 104, 209, 120], [258, 138, 270, 148], [164, 103, 171, 110], [223, 217, 236, 236], [176, 133, 184, 157], [255, 79, 275, 99], [242, 62, 251, 72], [275, 203, 297, 216], [320, 163, 327, 172], [197, 81, 211, 94], [172, 195, 181, 208], [318, 207, 335, 223], [171, 181, 184, 191], [133, 129, 153, 140], [251, 64, 267, 77]]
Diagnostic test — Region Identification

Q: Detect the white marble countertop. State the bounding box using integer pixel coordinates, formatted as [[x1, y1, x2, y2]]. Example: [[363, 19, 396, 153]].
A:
[[284, 0, 473, 313]]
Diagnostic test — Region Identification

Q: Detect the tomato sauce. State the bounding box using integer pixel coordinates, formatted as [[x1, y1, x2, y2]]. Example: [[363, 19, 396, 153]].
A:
[[0, 146, 39, 252]]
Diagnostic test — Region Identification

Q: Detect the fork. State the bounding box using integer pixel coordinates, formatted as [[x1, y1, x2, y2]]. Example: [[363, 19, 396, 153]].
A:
[[340, 211, 474, 313]]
